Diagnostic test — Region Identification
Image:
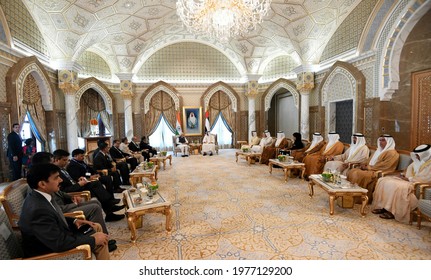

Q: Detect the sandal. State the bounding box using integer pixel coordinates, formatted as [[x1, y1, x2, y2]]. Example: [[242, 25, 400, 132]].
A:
[[379, 212, 395, 219], [372, 209, 386, 214]]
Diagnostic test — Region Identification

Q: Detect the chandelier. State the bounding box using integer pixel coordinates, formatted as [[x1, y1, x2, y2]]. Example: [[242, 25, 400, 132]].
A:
[[176, 0, 271, 42]]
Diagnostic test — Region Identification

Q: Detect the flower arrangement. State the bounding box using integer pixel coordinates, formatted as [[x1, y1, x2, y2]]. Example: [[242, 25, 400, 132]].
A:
[[160, 151, 167, 156], [146, 162, 154, 168], [277, 154, 286, 162], [147, 182, 158, 198], [90, 118, 98, 126], [89, 118, 98, 136], [242, 147, 250, 152], [321, 172, 333, 182]]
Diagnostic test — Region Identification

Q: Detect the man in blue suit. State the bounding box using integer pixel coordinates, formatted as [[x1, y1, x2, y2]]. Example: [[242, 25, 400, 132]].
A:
[[18, 163, 110, 259]]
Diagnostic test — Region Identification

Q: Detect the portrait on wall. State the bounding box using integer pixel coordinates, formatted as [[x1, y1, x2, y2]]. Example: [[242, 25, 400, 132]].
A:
[[182, 106, 202, 136]]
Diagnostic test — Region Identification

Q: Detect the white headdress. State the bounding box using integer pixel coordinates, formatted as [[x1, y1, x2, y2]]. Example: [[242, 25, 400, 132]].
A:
[[324, 132, 340, 152], [411, 144, 431, 173], [306, 132, 323, 152], [369, 135, 396, 166], [348, 133, 366, 159]]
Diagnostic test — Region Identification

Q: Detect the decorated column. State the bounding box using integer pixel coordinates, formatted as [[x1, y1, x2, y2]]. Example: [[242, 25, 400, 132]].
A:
[[295, 68, 315, 141], [58, 69, 80, 153], [117, 74, 134, 140], [246, 75, 261, 142]]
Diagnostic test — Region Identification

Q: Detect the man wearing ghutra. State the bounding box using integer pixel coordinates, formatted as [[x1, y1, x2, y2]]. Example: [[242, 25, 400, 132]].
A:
[[347, 134, 400, 203], [324, 133, 370, 175], [187, 112, 197, 129], [371, 144, 431, 222]]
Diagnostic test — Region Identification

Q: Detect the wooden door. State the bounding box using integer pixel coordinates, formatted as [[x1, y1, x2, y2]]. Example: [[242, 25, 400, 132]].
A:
[[411, 69, 431, 148]]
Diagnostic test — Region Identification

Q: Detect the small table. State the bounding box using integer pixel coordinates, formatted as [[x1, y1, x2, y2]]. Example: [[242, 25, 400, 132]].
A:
[[129, 165, 158, 186], [123, 188, 172, 242], [308, 174, 368, 216], [235, 151, 262, 165], [189, 143, 202, 155], [268, 159, 305, 182], [149, 154, 172, 170]]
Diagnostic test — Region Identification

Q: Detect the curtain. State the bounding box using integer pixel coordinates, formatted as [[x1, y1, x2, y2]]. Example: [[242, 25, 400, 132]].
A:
[[20, 74, 47, 150], [207, 91, 235, 147], [211, 113, 232, 149], [148, 114, 175, 151], [99, 111, 112, 135], [78, 89, 107, 137], [144, 91, 176, 137]]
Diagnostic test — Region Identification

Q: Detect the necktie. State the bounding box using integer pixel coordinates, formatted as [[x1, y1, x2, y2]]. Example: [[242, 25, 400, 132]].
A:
[[61, 169, 75, 184], [51, 197, 69, 229]]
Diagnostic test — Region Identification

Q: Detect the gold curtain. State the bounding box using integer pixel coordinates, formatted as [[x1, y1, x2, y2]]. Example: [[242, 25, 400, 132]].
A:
[[208, 91, 234, 130], [144, 91, 176, 136], [20, 74, 47, 146], [78, 89, 107, 137]]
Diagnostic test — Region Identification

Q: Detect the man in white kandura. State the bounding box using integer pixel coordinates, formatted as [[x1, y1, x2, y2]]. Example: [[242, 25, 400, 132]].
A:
[[371, 144, 431, 222], [202, 132, 216, 156], [324, 133, 370, 175], [176, 133, 190, 157], [251, 131, 272, 153]]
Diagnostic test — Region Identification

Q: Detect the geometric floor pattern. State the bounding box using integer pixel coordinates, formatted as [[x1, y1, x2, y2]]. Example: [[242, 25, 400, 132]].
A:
[[108, 149, 431, 260]]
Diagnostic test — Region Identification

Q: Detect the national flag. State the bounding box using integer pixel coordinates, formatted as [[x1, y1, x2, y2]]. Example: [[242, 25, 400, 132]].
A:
[[175, 111, 182, 135], [205, 110, 211, 133]]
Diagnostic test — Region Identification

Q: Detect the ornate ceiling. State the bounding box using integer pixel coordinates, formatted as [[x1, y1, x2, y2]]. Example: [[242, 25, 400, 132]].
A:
[[21, 0, 363, 79]]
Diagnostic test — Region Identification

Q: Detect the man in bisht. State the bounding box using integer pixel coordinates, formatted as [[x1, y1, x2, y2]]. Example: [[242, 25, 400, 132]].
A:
[[303, 132, 344, 177], [372, 144, 431, 222], [347, 134, 399, 204], [324, 133, 370, 175]]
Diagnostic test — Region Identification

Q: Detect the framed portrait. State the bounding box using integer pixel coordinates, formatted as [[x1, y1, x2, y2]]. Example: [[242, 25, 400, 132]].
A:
[[182, 106, 202, 136]]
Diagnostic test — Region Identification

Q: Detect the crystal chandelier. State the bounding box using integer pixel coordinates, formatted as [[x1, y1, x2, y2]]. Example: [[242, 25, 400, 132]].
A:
[[176, 0, 271, 42]]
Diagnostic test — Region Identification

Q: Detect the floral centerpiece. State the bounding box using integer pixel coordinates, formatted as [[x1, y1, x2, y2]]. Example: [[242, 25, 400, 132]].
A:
[[89, 118, 98, 136], [147, 182, 158, 198], [277, 154, 286, 162], [242, 147, 250, 153], [160, 151, 167, 156], [321, 171, 333, 182]]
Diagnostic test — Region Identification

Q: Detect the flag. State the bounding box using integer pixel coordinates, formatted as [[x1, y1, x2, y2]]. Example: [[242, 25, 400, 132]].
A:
[[205, 111, 211, 133], [175, 111, 182, 135]]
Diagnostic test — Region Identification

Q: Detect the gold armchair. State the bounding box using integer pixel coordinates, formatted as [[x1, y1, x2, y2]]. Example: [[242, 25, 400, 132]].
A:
[[0, 208, 91, 260]]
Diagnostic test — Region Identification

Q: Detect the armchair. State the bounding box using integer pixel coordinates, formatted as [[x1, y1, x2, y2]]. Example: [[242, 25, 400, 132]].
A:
[[0, 179, 91, 230], [413, 183, 431, 229], [0, 208, 91, 260]]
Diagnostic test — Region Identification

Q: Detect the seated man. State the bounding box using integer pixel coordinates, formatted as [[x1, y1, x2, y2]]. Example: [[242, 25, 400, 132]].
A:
[[32, 152, 121, 249], [120, 137, 144, 163], [324, 133, 370, 175], [110, 139, 138, 171], [303, 132, 344, 177], [67, 148, 116, 196], [129, 136, 150, 160], [53, 149, 124, 222], [347, 134, 399, 204], [94, 141, 130, 187], [18, 163, 110, 259], [176, 133, 190, 157], [372, 144, 431, 222], [140, 136, 158, 157], [251, 131, 272, 153], [292, 132, 325, 163], [241, 131, 261, 150], [261, 131, 290, 165], [202, 132, 216, 156]]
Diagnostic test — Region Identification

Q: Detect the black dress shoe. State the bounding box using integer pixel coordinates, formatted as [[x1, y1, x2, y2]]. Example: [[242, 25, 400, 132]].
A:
[[108, 243, 117, 252], [112, 198, 121, 204], [111, 204, 125, 212], [105, 213, 125, 222], [108, 239, 116, 245], [372, 208, 386, 214], [114, 188, 124, 193]]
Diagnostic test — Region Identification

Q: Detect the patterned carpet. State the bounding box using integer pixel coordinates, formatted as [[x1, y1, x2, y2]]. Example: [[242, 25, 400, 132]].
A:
[[107, 149, 431, 260]]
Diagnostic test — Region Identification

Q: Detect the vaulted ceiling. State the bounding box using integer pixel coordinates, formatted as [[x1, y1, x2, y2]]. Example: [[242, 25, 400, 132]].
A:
[[19, 0, 363, 79]]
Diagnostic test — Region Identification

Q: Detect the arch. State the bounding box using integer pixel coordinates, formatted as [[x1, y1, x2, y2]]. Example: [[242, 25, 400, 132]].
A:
[[320, 61, 365, 135], [76, 77, 114, 114], [262, 78, 299, 112], [378, 0, 431, 100], [133, 39, 247, 78], [202, 81, 239, 113], [142, 81, 181, 114], [10, 56, 54, 112]]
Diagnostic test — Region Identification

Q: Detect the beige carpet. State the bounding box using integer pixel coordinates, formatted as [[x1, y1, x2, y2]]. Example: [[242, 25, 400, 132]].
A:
[[107, 149, 431, 260]]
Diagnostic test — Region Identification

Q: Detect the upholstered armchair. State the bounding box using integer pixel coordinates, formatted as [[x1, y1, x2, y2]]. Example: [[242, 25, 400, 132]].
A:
[[172, 135, 182, 156], [0, 208, 91, 260], [414, 183, 431, 229], [0, 179, 90, 230]]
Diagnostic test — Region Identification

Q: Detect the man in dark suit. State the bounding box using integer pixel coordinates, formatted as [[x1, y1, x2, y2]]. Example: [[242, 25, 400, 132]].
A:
[[7, 123, 23, 180], [94, 141, 130, 187], [67, 148, 116, 196], [53, 149, 124, 222], [18, 163, 110, 259], [110, 139, 138, 171], [31, 151, 117, 251], [129, 135, 150, 160]]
